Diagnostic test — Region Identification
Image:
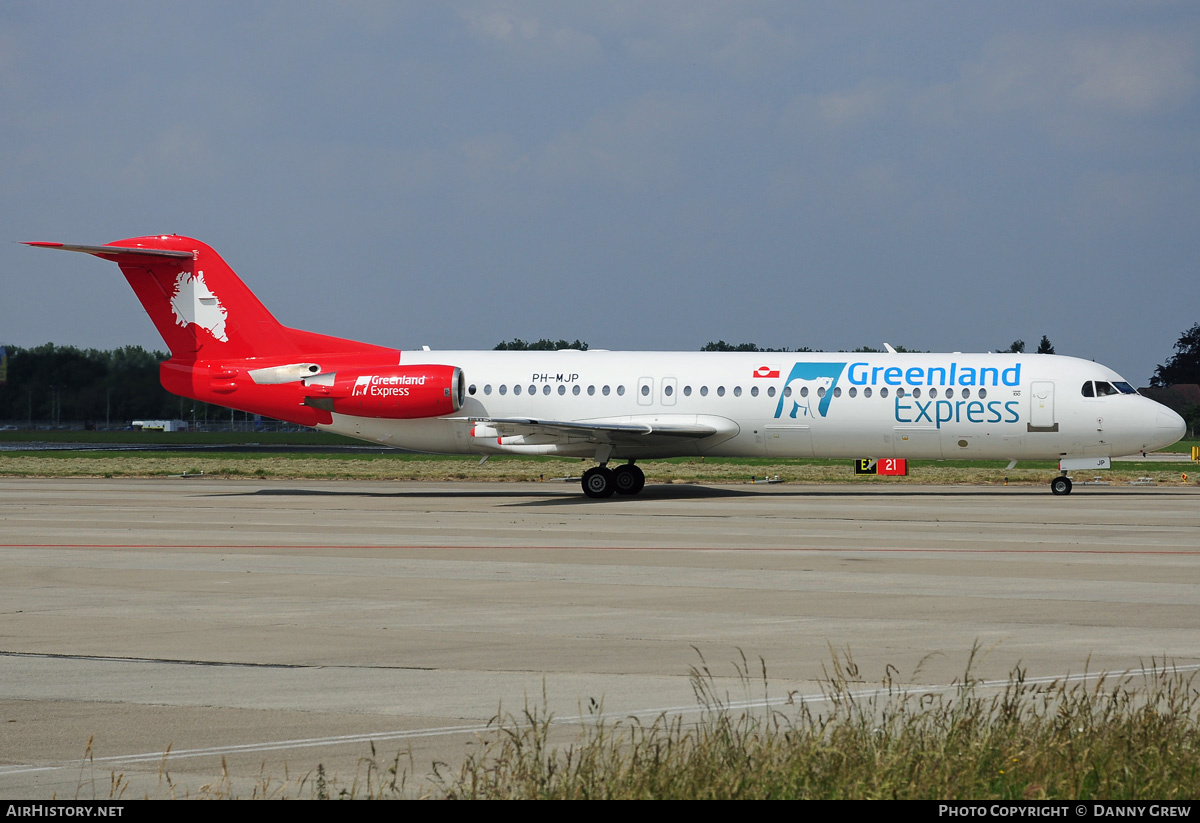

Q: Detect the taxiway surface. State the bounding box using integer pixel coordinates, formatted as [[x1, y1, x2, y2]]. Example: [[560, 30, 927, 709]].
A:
[[1, 477, 1197, 798]]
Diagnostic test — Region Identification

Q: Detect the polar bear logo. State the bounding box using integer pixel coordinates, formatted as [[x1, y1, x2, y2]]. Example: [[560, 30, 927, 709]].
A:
[[781, 375, 834, 419], [773, 362, 846, 419], [169, 270, 229, 343]]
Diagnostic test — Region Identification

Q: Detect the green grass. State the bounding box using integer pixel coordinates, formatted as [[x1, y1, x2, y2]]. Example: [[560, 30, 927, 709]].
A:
[[1166, 437, 1200, 453], [1, 448, 1194, 486], [0, 429, 362, 446], [2, 430, 1194, 485]]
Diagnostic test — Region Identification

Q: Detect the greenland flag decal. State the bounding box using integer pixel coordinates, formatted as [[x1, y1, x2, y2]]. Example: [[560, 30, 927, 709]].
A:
[[753, 365, 780, 378]]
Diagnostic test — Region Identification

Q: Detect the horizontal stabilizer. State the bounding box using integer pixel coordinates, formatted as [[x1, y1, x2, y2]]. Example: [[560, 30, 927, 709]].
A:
[[25, 241, 193, 259]]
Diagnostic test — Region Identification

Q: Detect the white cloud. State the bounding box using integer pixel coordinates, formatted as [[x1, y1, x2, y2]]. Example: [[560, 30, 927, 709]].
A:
[[1066, 32, 1197, 115], [459, 8, 603, 65], [534, 96, 691, 193], [714, 16, 800, 77], [964, 29, 1198, 119]]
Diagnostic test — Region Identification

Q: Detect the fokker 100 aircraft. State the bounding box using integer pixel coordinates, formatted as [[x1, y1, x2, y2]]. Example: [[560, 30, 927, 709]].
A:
[[27, 236, 1187, 497]]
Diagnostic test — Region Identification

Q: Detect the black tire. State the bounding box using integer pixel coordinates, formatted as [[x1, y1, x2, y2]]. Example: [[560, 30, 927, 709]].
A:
[[1050, 476, 1072, 496], [613, 464, 646, 496], [582, 466, 616, 498]]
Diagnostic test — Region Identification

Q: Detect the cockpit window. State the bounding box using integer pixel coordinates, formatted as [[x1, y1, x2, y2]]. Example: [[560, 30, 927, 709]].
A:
[[1081, 382, 1094, 397], [1095, 381, 1120, 396], [1112, 381, 1138, 395]]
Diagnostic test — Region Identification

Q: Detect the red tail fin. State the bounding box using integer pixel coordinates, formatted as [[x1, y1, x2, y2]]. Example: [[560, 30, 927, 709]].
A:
[[25, 235, 392, 361]]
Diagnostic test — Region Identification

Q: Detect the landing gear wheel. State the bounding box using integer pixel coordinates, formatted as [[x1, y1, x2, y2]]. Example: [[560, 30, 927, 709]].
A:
[[582, 466, 616, 498], [1050, 476, 1073, 496], [613, 464, 646, 496]]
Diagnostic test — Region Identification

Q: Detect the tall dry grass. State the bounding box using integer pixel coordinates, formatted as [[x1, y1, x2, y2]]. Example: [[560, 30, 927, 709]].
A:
[[434, 648, 1200, 800]]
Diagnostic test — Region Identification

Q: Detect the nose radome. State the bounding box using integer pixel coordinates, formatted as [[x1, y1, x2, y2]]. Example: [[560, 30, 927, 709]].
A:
[[1154, 408, 1187, 448]]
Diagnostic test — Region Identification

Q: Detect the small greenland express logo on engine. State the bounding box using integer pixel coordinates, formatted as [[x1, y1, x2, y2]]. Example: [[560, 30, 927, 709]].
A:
[[352, 374, 428, 398], [169, 270, 228, 342]]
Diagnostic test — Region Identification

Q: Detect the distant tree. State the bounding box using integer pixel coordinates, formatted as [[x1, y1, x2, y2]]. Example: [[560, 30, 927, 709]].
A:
[[1000, 340, 1026, 354], [1150, 323, 1200, 387], [700, 341, 814, 352], [493, 338, 588, 351], [702, 340, 762, 352], [850, 344, 922, 353], [0, 344, 233, 425], [1036, 335, 1055, 354]]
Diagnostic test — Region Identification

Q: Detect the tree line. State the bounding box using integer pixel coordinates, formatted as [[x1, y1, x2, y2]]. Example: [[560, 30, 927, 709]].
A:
[[0, 344, 217, 426]]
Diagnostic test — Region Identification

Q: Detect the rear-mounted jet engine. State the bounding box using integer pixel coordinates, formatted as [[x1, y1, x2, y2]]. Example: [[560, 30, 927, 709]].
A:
[[303, 365, 464, 419]]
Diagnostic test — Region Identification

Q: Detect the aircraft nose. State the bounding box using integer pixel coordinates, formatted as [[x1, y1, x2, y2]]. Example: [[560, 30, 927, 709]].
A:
[[1153, 407, 1187, 449]]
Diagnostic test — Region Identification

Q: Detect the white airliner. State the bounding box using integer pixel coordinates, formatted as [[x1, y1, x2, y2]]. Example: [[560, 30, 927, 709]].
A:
[[27, 236, 1187, 497]]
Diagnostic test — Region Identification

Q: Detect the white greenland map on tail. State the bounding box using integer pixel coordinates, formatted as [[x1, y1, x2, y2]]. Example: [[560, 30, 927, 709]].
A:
[[169, 270, 228, 342]]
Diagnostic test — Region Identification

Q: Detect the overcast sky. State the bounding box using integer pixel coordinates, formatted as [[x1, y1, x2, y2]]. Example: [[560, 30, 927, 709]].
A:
[[3, 1, 1197, 384]]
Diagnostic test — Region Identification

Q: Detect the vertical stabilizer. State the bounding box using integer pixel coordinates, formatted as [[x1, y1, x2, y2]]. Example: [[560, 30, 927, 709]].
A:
[[25, 235, 390, 361]]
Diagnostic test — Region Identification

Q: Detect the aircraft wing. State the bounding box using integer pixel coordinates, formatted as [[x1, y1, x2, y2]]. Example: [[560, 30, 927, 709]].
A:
[[463, 415, 738, 447]]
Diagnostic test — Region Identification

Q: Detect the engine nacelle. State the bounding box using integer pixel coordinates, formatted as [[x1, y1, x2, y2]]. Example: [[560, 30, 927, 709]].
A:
[[304, 365, 464, 419]]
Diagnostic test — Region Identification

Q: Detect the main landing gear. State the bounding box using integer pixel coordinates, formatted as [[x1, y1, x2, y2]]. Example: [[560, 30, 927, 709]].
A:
[[1050, 475, 1073, 495], [582, 462, 646, 498]]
